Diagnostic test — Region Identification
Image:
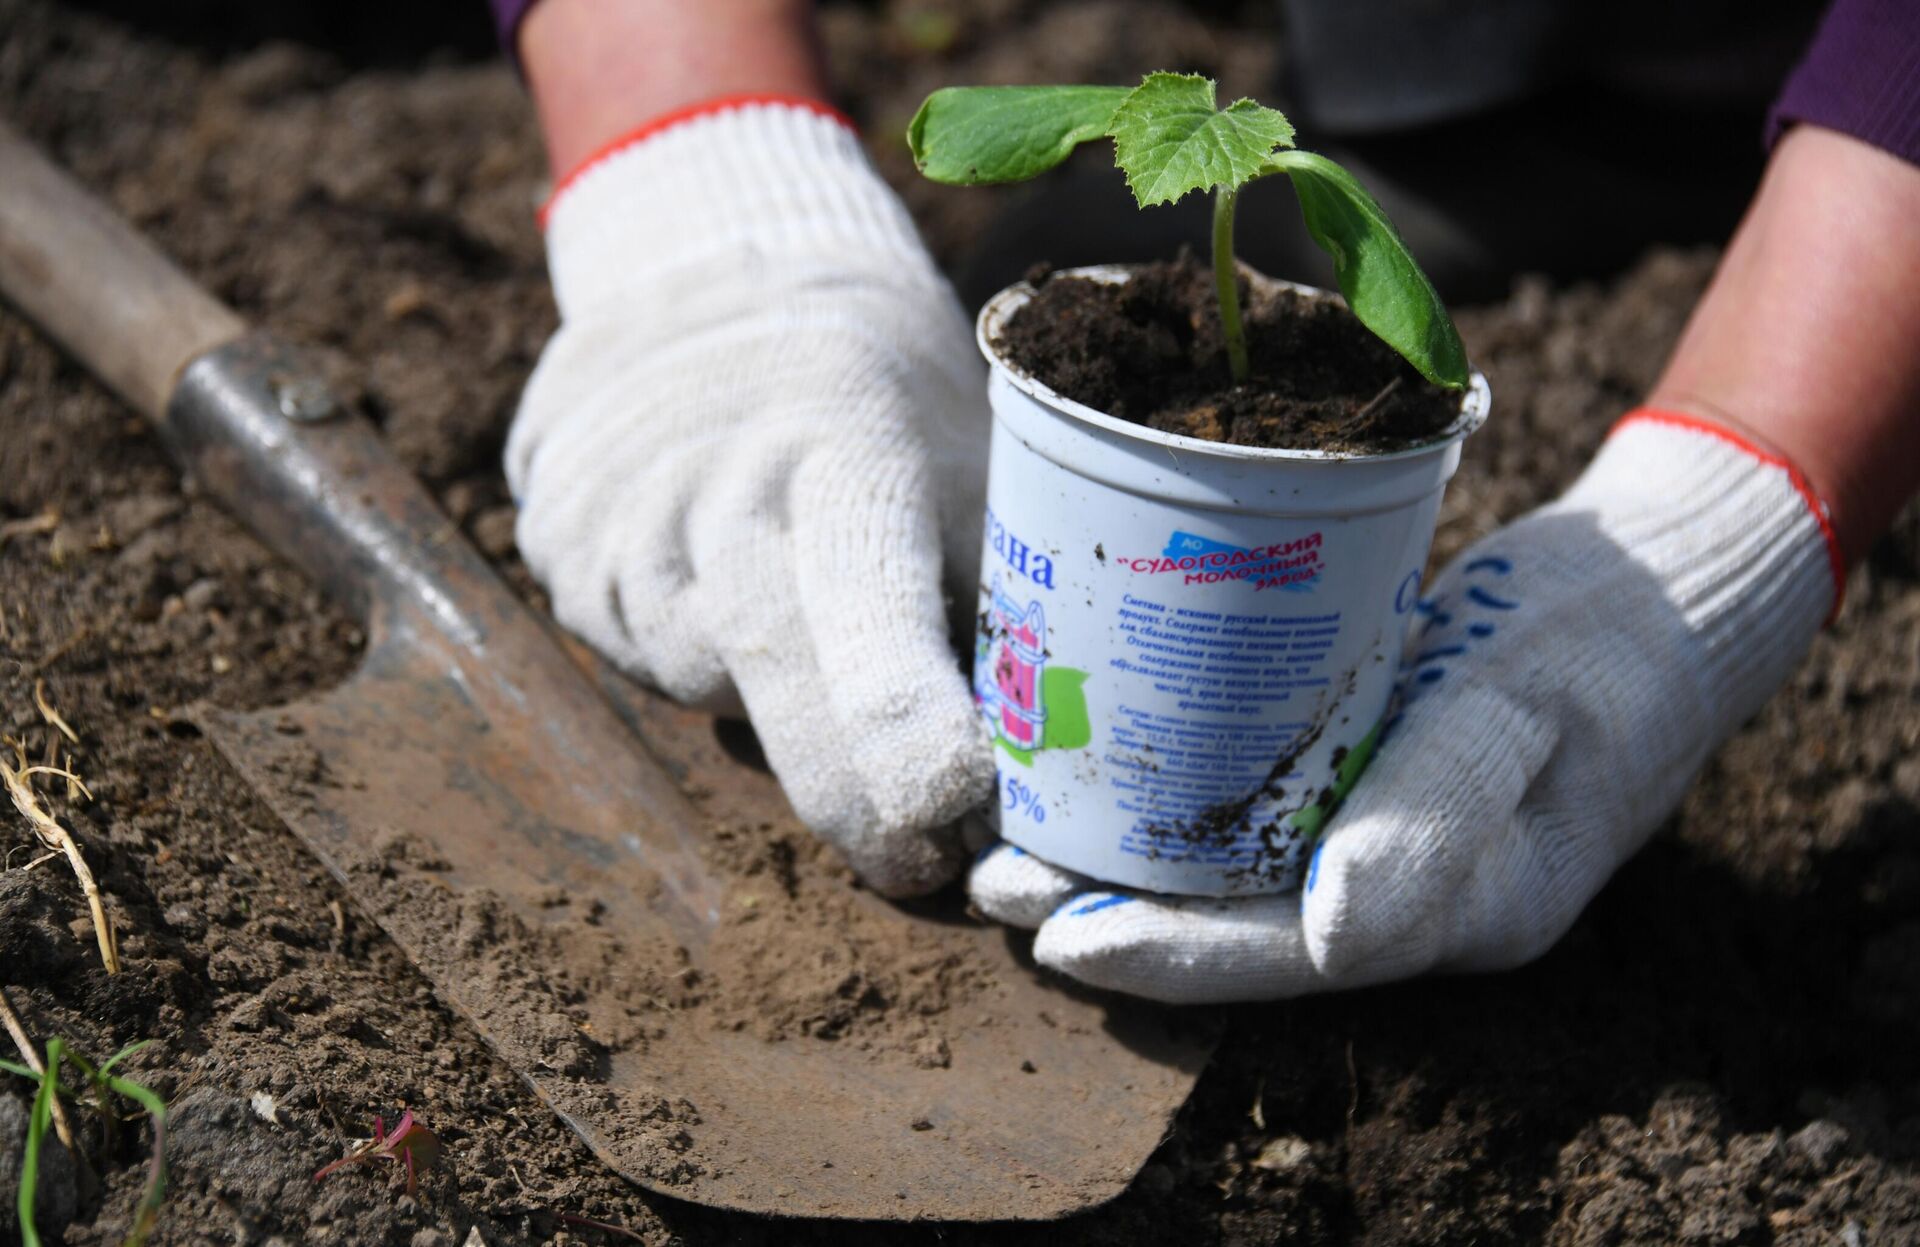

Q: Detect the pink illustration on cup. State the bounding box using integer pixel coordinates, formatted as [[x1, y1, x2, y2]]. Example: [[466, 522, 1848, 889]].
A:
[[980, 581, 1047, 749]]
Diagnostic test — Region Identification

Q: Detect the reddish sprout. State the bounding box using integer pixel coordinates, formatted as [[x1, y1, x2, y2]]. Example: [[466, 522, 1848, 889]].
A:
[[314, 1109, 443, 1197]]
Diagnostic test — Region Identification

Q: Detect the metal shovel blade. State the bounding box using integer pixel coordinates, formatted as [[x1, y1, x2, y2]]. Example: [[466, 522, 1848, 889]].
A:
[[197, 639, 1211, 1219]]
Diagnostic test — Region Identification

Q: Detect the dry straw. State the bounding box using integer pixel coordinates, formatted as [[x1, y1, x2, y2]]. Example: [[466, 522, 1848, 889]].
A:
[[3, 686, 119, 974]]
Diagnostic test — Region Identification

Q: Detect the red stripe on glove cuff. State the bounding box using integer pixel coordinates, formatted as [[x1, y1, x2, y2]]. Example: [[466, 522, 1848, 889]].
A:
[[538, 93, 857, 229], [1612, 408, 1847, 622]]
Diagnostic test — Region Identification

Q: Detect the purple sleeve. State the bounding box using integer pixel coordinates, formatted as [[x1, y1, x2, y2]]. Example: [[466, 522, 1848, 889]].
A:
[[491, 0, 538, 65], [1768, 0, 1920, 166]]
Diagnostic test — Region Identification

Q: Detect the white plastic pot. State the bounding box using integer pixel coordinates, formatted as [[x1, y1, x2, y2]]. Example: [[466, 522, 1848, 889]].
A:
[[972, 266, 1489, 896]]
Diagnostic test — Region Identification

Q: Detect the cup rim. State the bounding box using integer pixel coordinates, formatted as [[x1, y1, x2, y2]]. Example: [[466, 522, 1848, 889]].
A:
[[976, 264, 1490, 466]]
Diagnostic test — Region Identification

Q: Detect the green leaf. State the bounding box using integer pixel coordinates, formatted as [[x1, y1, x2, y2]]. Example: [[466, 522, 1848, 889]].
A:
[[104, 1070, 168, 1247], [99, 1039, 152, 1077], [19, 1039, 61, 1247], [0, 1058, 78, 1097], [1266, 150, 1468, 388], [1106, 72, 1294, 207], [908, 86, 1130, 184]]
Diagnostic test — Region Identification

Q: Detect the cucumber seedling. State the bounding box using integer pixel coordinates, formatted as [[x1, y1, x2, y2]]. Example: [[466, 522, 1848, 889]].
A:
[[908, 72, 1468, 389]]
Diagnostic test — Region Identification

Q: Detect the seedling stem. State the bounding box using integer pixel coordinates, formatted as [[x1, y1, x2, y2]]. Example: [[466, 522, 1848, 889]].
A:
[[1212, 187, 1249, 383]]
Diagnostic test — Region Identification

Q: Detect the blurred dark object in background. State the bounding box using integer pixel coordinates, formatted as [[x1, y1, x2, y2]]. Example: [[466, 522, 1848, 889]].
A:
[[1281, 0, 1818, 135], [957, 0, 1828, 304], [50, 0, 497, 64], [48, 0, 1828, 304]]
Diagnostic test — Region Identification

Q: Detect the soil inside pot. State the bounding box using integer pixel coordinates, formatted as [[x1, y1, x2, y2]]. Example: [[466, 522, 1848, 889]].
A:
[[994, 256, 1462, 454]]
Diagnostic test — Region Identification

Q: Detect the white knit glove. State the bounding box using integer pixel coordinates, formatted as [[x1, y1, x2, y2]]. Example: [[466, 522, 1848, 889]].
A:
[[970, 414, 1841, 1001], [507, 101, 994, 896]]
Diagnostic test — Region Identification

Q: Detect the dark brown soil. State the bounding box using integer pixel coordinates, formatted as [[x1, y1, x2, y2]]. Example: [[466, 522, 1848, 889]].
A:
[[996, 257, 1462, 453], [3, 2, 1918, 1245]]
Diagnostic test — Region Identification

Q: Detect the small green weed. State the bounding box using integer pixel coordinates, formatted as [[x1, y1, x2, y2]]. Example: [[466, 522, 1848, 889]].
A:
[[2, 1038, 167, 1247]]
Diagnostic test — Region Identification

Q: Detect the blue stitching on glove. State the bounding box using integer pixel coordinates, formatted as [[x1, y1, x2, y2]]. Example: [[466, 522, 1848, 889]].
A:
[[1063, 894, 1133, 918], [1397, 555, 1519, 706]]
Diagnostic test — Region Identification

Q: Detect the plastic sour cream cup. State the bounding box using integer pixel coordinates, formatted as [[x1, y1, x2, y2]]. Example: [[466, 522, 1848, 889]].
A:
[[972, 266, 1489, 896]]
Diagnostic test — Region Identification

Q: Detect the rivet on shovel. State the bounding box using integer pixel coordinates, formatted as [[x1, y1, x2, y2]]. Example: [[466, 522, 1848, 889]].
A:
[[271, 373, 336, 422]]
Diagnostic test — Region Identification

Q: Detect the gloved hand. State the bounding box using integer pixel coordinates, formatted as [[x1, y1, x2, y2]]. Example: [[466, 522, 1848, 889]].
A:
[[970, 413, 1841, 1001], [507, 99, 994, 896]]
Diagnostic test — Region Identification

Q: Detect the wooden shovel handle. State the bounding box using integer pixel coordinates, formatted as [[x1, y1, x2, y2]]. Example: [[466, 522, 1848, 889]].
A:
[[0, 119, 245, 420]]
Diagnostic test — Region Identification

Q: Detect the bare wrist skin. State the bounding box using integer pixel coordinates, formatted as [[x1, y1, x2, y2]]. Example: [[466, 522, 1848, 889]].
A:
[[1649, 126, 1920, 567], [519, 0, 831, 179]]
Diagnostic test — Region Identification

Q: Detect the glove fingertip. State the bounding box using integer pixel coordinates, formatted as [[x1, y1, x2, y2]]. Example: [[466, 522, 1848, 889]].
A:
[[1299, 826, 1446, 987], [837, 821, 969, 899], [1033, 897, 1244, 1006], [967, 843, 1087, 929], [839, 659, 997, 835]]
